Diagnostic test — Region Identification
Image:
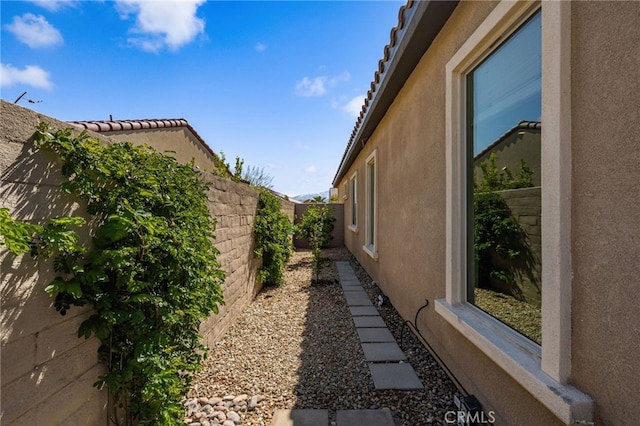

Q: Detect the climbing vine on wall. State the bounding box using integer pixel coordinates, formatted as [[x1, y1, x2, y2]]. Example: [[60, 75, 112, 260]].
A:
[[253, 188, 293, 286], [26, 123, 226, 425]]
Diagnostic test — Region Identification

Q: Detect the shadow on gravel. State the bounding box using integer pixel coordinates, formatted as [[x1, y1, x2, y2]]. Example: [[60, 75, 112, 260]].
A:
[[291, 247, 460, 425]]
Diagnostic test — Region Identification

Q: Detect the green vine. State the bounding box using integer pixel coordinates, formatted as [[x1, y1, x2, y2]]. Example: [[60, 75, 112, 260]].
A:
[[473, 153, 535, 298], [296, 205, 335, 282], [29, 123, 225, 425], [253, 188, 293, 286]]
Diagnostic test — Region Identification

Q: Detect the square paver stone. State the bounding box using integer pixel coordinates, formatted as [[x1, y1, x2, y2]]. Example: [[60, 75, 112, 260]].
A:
[[271, 409, 329, 426], [345, 295, 374, 306], [357, 327, 396, 342], [349, 306, 379, 316], [340, 279, 361, 286], [343, 289, 369, 297], [361, 342, 406, 362], [336, 409, 395, 426], [352, 316, 386, 328], [369, 363, 424, 390]]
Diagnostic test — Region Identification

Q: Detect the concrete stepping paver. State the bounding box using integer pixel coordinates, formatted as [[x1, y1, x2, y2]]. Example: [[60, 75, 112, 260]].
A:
[[349, 306, 379, 316], [352, 316, 386, 328], [335, 260, 423, 392], [345, 295, 374, 307], [343, 289, 369, 298], [361, 342, 407, 362], [368, 363, 424, 390], [357, 327, 396, 342], [336, 408, 395, 426], [271, 409, 329, 426]]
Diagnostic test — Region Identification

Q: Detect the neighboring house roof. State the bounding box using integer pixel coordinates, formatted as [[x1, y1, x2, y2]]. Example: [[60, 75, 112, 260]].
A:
[[69, 118, 217, 160], [332, 0, 459, 186], [475, 120, 541, 160]]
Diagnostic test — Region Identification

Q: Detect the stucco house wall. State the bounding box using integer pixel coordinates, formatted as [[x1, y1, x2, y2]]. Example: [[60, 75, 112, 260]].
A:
[[333, 1, 639, 425]]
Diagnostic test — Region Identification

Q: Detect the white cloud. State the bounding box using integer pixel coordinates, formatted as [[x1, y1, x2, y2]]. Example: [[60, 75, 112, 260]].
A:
[[296, 76, 327, 97], [29, 0, 79, 12], [4, 14, 63, 48], [342, 95, 365, 118], [295, 71, 351, 97], [329, 71, 350, 85], [294, 142, 310, 150], [255, 42, 267, 53], [1, 63, 53, 89], [305, 165, 318, 173], [116, 0, 206, 52]]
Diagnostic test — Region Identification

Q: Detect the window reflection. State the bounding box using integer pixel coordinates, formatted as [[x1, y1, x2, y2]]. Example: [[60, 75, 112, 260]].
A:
[[467, 11, 542, 344]]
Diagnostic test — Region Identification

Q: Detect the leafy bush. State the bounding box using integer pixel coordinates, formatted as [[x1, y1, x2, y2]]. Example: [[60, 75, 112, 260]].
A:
[[296, 205, 335, 282], [253, 188, 293, 286], [30, 123, 225, 425], [473, 153, 535, 298]]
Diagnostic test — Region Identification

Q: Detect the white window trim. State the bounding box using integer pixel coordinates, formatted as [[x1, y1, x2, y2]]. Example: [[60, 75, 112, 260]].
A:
[[433, 1, 593, 423], [348, 172, 358, 233], [363, 150, 378, 260]]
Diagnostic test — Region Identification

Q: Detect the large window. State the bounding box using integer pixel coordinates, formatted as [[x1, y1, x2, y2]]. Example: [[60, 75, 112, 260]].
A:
[[467, 10, 542, 344], [435, 1, 592, 422], [363, 150, 378, 259]]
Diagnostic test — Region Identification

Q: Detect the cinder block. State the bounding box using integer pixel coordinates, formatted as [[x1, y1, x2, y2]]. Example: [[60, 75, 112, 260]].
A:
[[1, 334, 36, 386]]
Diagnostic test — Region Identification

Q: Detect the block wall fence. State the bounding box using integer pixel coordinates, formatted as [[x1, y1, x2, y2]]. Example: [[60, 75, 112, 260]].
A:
[[293, 203, 344, 249], [0, 100, 294, 425]]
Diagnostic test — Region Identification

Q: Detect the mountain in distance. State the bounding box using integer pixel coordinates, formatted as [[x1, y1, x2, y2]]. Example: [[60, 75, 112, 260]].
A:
[[291, 190, 330, 202]]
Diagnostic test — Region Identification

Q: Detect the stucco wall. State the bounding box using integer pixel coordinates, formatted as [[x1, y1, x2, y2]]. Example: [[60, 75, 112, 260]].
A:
[[103, 127, 221, 174], [1, 101, 290, 424], [569, 2, 640, 424], [337, 0, 640, 424]]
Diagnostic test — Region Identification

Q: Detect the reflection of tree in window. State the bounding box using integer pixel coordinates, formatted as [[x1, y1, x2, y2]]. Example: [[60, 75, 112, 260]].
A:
[[467, 11, 542, 344]]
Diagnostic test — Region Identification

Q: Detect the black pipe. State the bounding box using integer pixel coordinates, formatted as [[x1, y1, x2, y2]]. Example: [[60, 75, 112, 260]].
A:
[[400, 298, 469, 396]]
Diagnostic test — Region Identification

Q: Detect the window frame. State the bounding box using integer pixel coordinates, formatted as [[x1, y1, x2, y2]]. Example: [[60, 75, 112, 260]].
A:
[[433, 1, 593, 422], [349, 172, 358, 233], [363, 150, 378, 260]]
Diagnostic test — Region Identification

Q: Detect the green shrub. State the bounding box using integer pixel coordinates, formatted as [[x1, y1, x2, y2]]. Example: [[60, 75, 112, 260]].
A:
[[296, 205, 335, 282], [473, 153, 535, 297], [27, 123, 225, 425], [253, 189, 293, 286]]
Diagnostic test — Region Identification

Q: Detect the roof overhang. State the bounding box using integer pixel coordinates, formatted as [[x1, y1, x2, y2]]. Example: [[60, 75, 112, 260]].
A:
[[332, 0, 459, 186]]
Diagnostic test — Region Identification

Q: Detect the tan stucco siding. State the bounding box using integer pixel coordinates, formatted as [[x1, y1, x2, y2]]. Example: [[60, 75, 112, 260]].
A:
[[339, 0, 640, 423], [570, 2, 640, 425]]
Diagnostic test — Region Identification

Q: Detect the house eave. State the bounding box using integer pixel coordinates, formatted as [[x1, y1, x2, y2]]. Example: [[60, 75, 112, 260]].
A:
[[332, 0, 458, 186]]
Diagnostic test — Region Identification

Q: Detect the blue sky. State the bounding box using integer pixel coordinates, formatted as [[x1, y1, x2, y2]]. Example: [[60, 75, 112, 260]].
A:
[[1, 0, 405, 197]]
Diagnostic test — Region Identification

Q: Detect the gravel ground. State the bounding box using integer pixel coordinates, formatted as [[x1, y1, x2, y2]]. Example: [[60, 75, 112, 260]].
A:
[[188, 248, 460, 425]]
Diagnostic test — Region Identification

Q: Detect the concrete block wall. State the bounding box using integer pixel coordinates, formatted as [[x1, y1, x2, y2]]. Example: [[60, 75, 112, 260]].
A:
[[200, 176, 261, 346], [500, 186, 542, 306], [1, 101, 109, 425], [1, 100, 294, 424], [293, 203, 344, 249]]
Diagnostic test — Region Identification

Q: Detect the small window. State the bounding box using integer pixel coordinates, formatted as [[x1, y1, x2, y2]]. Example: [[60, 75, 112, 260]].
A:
[[363, 151, 377, 259], [349, 173, 358, 231]]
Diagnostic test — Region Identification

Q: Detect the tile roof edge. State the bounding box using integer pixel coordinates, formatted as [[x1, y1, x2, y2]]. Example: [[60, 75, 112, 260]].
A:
[[68, 118, 218, 161], [474, 120, 541, 160], [332, 0, 416, 185]]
